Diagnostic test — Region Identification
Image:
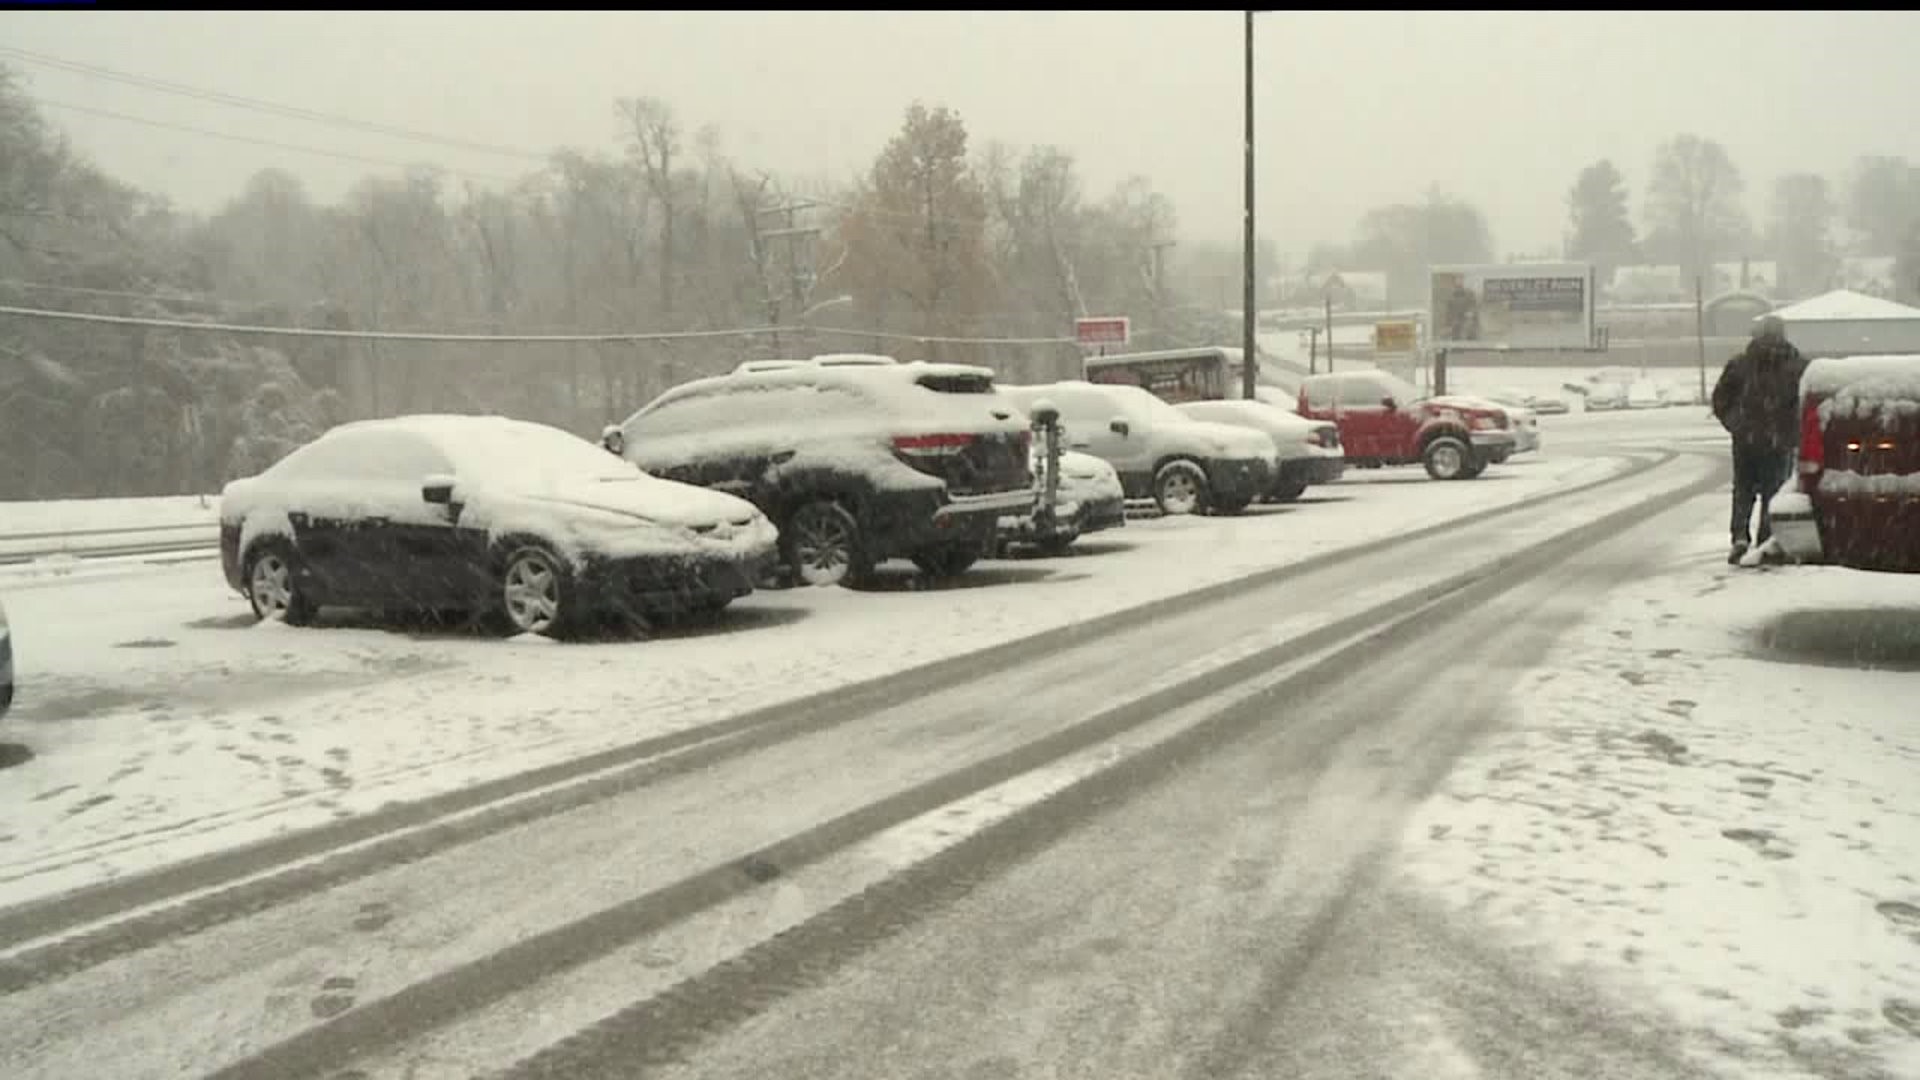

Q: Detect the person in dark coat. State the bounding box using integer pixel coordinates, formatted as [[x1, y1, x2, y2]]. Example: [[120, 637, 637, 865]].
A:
[[1710, 314, 1808, 564]]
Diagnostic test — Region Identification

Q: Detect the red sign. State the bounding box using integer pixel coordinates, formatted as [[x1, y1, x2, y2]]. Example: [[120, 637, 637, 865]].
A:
[[1075, 316, 1130, 347]]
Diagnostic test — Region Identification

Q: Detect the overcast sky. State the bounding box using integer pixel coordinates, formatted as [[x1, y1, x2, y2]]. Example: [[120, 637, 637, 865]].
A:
[[5, 10, 1918, 261]]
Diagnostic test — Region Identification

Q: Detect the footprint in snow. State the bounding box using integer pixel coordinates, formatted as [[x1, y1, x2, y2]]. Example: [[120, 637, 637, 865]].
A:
[[1885, 999, 1920, 1038], [1738, 775, 1775, 799], [1722, 827, 1794, 860], [309, 975, 357, 1019], [1876, 900, 1920, 942], [351, 901, 395, 933]]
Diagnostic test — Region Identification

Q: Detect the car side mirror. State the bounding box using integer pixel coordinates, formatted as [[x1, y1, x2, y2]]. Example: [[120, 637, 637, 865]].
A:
[[1380, 396, 1397, 409], [422, 473, 456, 505], [1109, 418, 1130, 437]]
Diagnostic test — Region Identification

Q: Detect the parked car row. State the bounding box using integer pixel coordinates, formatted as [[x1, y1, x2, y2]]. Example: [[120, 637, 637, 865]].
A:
[[215, 348, 1550, 640]]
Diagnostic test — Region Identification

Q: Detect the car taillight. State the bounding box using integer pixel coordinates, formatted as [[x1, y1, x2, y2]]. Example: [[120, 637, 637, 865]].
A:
[[1798, 397, 1824, 482], [893, 433, 978, 455]]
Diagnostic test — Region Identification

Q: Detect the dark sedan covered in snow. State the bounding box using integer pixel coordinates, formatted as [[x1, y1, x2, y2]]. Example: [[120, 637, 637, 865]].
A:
[[219, 415, 779, 638]]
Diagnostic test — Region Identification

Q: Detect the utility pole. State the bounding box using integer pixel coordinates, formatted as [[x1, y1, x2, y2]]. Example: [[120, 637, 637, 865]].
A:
[[757, 200, 821, 352], [1241, 9, 1258, 402]]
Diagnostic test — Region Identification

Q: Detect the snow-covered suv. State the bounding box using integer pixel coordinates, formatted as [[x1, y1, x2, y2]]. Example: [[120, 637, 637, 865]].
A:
[[1000, 381, 1278, 515], [620, 359, 1034, 587]]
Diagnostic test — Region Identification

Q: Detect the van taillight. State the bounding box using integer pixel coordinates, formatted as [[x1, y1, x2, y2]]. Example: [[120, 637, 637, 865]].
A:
[[1798, 397, 1824, 482], [893, 433, 978, 454]]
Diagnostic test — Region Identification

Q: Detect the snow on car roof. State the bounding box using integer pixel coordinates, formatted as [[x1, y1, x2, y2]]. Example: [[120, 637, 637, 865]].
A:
[[1802, 354, 1920, 398], [327, 413, 634, 483]]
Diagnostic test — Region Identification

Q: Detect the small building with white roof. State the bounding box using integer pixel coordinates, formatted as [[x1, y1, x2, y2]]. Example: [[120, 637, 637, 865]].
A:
[[1761, 289, 1920, 358]]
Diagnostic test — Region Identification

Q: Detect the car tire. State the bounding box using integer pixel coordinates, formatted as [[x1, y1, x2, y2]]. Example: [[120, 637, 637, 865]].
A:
[[1422, 436, 1472, 481], [1153, 459, 1211, 516], [244, 541, 318, 626], [1034, 531, 1080, 556], [782, 500, 872, 588], [497, 542, 579, 639], [912, 543, 980, 578], [1269, 479, 1307, 503]]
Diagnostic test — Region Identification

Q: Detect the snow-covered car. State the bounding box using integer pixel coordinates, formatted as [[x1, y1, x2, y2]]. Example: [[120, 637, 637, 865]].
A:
[[620, 359, 1033, 587], [218, 415, 779, 638], [998, 447, 1126, 554], [0, 596, 12, 721], [1000, 382, 1278, 515], [1773, 354, 1920, 573], [1626, 379, 1666, 409], [1174, 398, 1344, 502]]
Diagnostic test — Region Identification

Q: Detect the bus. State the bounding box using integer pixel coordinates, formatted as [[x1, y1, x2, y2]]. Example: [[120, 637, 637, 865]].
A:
[[1082, 346, 1304, 408]]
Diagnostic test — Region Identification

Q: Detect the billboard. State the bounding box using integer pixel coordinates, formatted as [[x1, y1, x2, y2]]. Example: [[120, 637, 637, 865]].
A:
[[1428, 262, 1595, 350], [1075, 316, 1130, 348], [1374, 319, 1418, 355]]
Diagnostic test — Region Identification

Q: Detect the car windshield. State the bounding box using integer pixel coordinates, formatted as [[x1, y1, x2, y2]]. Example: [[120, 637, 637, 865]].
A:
[[454, 423, 644, 488]]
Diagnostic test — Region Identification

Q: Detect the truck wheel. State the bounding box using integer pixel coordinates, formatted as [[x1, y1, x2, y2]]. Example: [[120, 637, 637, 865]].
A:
[[1153, 460, 1211, 516], [1422, 436, 1471, 481]]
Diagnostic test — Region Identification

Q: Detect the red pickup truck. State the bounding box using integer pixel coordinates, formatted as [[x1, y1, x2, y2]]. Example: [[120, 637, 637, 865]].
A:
[[1772, 354, 1920, 572], [1297, 371, 1516, 481]]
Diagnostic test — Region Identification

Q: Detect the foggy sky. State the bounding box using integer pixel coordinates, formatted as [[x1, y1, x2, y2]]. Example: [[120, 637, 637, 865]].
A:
[[6, 10, 1918, 261]]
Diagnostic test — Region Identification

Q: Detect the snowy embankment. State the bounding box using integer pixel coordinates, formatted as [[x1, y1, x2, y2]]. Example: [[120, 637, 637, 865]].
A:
[[1400, 508, 1920, 1080], [0, 495, 221, 563], [0, 451, 1635, 907]]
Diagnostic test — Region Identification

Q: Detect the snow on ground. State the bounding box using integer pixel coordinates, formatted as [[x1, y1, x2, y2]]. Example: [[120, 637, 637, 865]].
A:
[[0, 495, 220, 562], [0, 494, 220, 536], [0, 448, 1640, 907], [1399, 506, 1920, 1080]]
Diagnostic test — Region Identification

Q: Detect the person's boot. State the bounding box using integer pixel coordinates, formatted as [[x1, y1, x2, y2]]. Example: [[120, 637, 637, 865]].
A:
[[1728, 539, 1750, 565]]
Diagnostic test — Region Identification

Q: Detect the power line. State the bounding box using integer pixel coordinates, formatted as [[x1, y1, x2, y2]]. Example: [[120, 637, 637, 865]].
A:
[[0, 44, 549, 162], [0, 302, 1078, 347], [28, 97, 524, 186]]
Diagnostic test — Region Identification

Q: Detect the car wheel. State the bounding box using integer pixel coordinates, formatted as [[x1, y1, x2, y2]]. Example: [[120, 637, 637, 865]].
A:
[[499, 543, 577, 639], [1035, 531, 1080, 556], [1422, 436, 1471, 481], [1153, 459, 1211, 515], [912, 543, 980, 578], [1269, 479, 1307, 503], [1458, 454, 1488, 479], [244, 542, 318, 626], [782, 500, 871, 588]]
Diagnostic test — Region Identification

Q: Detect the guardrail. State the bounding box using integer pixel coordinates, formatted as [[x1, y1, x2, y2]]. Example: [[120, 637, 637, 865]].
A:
[[0, 522, 221, 566]]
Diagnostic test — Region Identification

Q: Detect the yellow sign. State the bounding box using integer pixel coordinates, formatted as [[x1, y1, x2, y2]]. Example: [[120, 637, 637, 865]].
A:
[[1375, 320, 1418, 354]]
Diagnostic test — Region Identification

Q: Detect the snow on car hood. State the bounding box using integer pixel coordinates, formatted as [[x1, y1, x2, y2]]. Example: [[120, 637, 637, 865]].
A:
[[1427, 394, 1508, 415], [519, 474, 760, 528], [1184, 419, 1279, 460]]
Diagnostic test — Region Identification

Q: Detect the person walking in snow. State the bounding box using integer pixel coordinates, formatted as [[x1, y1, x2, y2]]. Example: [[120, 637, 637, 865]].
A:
[[1710, 314, 1808, 565]]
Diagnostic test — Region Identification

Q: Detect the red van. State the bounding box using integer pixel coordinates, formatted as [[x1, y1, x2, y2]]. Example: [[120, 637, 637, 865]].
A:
[[1773, 354, 1920, 572]]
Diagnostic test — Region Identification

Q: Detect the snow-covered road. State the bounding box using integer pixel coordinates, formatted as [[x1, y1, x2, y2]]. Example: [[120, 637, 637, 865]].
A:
[[1401, 509, 1920, 1080], [0, 440, 1649, 907], [9, 407, 1910, 1080], [0, 439, 1725, 1080]]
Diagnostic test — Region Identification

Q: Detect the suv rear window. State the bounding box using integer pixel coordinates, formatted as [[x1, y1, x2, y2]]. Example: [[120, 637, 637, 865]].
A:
[[915, 372, 994, 394]]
